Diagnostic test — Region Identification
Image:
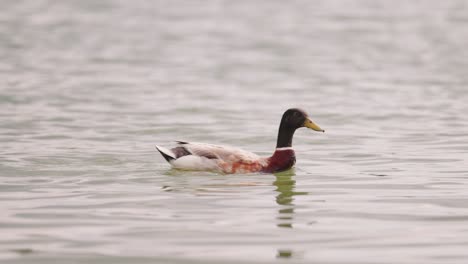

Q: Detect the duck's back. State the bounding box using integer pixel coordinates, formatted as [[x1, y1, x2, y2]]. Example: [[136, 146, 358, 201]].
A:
[[177, 141, 260, 162]]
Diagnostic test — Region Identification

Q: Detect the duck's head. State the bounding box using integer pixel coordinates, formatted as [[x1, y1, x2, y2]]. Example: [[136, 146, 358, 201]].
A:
[[276, 108, 324, 148], [281, 108, 324, 132]]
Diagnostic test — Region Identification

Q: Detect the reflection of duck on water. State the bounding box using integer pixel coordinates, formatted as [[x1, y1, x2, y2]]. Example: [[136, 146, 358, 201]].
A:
[[274, 170, 308, 259], [274, 169, 309, 228]]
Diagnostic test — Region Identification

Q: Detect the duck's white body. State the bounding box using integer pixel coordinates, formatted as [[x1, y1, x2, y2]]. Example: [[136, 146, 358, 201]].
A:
[[156, 141, 267, 174]]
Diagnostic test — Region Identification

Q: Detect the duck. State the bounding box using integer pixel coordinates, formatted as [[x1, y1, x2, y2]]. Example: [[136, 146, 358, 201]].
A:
[[155, 108, 324, 174]]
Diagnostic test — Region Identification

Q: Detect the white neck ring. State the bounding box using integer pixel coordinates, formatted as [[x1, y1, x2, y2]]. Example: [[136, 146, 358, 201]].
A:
[[276, 147, 293, 151]]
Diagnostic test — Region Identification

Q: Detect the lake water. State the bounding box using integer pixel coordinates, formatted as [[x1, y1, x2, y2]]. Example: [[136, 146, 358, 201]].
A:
[[1, 0, 468, 263]]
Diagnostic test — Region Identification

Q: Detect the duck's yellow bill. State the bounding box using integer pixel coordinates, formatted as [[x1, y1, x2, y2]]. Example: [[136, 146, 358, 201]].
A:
[[304, 118, 325, 132]]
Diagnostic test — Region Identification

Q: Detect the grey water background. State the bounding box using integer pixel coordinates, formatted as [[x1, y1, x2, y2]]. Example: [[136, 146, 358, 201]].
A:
[[1, 0, 468, 263]]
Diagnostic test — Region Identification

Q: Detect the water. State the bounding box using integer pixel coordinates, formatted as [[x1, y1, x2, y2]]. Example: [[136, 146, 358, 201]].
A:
[[1, 0, 468, 263]]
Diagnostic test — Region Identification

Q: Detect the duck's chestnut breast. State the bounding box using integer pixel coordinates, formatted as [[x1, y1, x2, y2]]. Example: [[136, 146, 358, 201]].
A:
[[262, 149, 296, 173]]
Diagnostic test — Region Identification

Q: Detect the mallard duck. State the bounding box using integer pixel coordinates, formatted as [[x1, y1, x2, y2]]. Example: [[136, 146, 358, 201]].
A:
[[156, 108, 324, 174]]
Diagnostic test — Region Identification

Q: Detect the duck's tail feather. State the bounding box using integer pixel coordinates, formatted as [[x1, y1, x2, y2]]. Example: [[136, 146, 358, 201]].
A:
[[155, 145, 176, 162]]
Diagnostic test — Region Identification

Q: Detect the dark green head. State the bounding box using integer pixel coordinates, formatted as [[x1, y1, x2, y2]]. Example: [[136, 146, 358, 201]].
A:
[[276, 108, 324, 148]]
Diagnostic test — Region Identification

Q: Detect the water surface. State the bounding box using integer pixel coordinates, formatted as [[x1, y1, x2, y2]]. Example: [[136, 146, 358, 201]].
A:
[[1, 0, 468, 263]]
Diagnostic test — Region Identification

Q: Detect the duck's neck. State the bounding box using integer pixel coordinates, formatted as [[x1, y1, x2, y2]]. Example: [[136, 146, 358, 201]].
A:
[[276, 123, 296, 148]]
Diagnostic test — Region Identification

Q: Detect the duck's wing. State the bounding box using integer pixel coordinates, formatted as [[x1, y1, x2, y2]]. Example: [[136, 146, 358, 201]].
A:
[[176, 141, 260, 163]]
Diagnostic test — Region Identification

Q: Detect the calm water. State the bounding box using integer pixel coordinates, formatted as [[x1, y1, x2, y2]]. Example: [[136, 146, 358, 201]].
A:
[[1, 0, 468, 263]]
